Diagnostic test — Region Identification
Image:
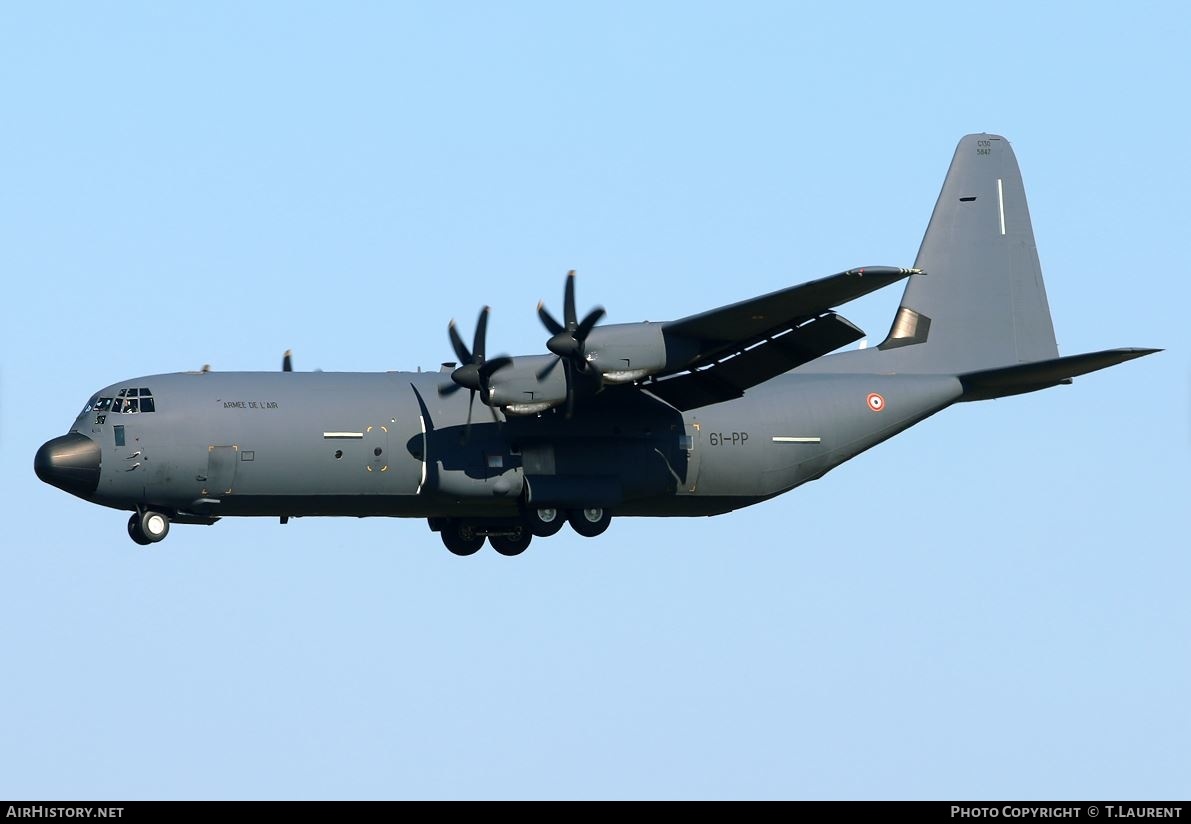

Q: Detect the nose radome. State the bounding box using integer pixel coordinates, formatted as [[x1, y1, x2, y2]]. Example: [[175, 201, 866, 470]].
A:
[[35, 433, 101, 497]]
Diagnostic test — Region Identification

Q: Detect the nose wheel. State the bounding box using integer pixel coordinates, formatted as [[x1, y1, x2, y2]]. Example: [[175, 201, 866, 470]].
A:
[[127, 510, 170, 546]]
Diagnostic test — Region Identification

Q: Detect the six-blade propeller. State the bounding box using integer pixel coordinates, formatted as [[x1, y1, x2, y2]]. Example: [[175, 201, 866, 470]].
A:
[[535, 270, 605, 417], [439, 306, 513, 434]]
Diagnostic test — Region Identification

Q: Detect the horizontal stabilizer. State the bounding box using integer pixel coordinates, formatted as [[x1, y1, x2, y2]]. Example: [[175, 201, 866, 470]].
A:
[[958, 348, 1160, 401]]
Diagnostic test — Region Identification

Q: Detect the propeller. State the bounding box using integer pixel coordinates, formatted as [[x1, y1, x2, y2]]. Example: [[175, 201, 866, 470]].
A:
[[438, 306, 512, 436], [536, 270, 605, 417]]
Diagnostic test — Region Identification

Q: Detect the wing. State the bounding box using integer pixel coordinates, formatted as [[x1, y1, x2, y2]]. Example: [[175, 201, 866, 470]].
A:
[[643, 266, 918, 410]]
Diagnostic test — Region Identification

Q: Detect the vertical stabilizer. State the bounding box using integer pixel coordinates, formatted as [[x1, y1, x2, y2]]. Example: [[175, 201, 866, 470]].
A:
[[877, 134, 1059, 372]]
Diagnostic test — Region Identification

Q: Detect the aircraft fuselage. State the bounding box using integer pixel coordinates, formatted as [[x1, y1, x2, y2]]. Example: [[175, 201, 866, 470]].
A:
[[42, 368, 963, 524]]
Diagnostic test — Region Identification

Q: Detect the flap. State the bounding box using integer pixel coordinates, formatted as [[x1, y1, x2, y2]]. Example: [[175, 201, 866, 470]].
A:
[[644, 312, 865, 410]]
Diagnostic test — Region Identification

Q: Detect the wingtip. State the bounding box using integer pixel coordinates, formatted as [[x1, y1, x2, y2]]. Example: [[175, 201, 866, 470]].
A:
[[1109, 346, 1163, 358]]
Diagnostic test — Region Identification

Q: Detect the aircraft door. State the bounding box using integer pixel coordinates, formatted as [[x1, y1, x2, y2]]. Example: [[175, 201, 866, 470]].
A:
[[364, 424, 389, 476], [204, 445, 238, 497], [680, 419, 701, 493]]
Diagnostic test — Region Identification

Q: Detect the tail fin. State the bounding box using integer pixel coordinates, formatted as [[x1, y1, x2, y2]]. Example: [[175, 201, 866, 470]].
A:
[[877, 133, 1059, 373], [799, 133, 1159, 388]]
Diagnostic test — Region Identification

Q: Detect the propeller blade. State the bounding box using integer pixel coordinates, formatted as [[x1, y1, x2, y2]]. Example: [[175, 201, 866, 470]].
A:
[[438, 382, 463, 397], [563, 358, 575, 419], [564, 269, 577, 328], [576, 307, 605, 341], [481, 356, 511, 406], [282, 350, 293, 372], [464, 389, 476, 440], [538, 302, 564, 336], [536, 356, 561, 381], [447, 321, 472, 365], [480, 355, 513, 379], [473, 306, 489, 361]]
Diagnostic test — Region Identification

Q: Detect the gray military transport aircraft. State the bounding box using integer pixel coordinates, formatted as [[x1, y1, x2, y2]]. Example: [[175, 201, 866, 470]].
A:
[[36, 134, 1157, 556]]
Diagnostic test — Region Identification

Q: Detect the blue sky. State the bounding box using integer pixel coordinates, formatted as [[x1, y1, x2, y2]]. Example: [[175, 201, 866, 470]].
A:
[[2, 2, 1187, 800]]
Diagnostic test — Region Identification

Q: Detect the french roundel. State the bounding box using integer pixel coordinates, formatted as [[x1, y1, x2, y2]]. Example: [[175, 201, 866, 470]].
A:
[[866, 392, 885, 412]]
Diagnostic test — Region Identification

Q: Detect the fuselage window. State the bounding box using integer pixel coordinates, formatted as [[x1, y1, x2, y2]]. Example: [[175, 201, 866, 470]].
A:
[[95, 398, 113, 412]]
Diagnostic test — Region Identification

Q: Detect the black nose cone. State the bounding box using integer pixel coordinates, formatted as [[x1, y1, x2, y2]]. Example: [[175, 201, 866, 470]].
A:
[[35, 433, 101, 497]]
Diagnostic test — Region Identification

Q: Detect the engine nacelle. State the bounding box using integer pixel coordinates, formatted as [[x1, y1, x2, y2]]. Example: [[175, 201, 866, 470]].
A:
[[483, 354, 571, 415], [474, 323, 698, 416], [582, 322, 669, 383]]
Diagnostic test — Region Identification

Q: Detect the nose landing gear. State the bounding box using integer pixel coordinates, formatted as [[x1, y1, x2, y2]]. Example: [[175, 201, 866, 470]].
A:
[[127, 510, 170, 546]]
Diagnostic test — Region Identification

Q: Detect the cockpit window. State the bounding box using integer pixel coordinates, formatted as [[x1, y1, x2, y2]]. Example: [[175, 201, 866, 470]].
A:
[[103, 388, 156, 414], [79, 393, 100, 416]]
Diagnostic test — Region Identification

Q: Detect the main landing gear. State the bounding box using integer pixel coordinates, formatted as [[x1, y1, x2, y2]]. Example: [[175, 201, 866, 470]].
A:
[[567, 507, 612, 538], [127, 510, 170, 546], [433, 506, 612, 556]]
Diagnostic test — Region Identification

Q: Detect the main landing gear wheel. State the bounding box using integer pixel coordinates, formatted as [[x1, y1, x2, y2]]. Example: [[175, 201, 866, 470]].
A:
[[489, 529, 532, 557], [127, 514, 151, 546], [525, 506, 565, 537], [568, 507, 611, 538], [128, 510, 170, 545], [441, 522, 485, 556]]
